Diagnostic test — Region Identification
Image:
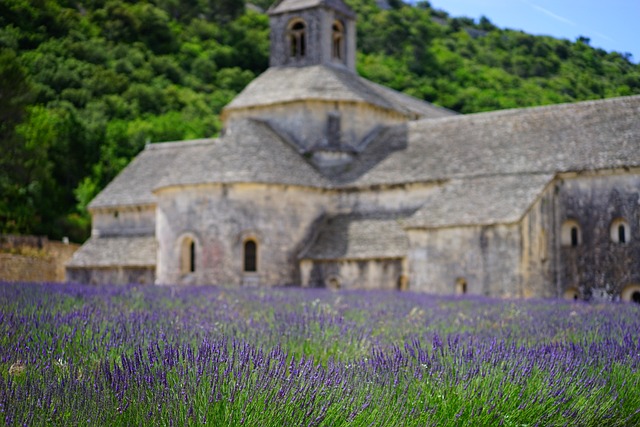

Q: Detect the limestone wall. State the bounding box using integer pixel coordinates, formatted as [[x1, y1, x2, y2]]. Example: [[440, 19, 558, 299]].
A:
[[555, 172, 640, 300], [155, 183, 331, 286], [335, 182, 440, 215], [91, 205, 155, 237], [407, 224, 522, 297], [269, 8, 355, 70], [0, 236, 79, 283], [300, 258, 404, 290], [66, 266, 154, 285], [519, 183, 557, 298], [226, 100, 407, 150]]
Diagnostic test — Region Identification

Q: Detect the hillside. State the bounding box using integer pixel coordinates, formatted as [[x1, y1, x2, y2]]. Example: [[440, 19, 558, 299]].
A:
[[1, 0, 639, 242]]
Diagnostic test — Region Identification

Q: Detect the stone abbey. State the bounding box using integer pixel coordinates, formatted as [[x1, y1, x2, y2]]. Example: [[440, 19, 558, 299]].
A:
[[67, 0, 640, 301]]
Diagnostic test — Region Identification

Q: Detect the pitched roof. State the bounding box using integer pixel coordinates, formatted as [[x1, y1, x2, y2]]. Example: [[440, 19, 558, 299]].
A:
[[89, 95, 640, 211], [300, 213, 409, 260], [66, 236, 156, 268], [268, 0, 355, 17], [403, 174, 554, 229], [153, 119, 331, 191], [347, 95, 640, 187], [88, 140, 204, 209], [222, 65, 456, 120]]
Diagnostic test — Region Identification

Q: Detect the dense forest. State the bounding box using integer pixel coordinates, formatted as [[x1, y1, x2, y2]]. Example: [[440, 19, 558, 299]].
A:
[[2, 0, 639, 243]]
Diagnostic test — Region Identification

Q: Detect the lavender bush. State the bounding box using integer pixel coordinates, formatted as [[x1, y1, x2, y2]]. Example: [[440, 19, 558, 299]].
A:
[[1, 282, 639, 426]]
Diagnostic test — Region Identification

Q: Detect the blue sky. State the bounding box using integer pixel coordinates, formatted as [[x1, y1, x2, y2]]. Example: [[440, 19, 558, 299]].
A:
[[427, 0, 639, 63]]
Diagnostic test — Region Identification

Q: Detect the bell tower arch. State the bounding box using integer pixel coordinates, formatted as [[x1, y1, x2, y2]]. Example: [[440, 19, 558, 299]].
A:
[[268, 0, 356, 71]]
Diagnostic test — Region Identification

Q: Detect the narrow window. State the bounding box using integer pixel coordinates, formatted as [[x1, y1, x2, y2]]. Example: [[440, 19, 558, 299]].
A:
[[561, 220, 581, 247], [189, 241, 195, 273], [618, 225, 626, 244], [611, 219, 630, 244], [244, 240, 257, 272], [181, 237, 196, 275], [570, 227, 579, 247], [332, 21, 344, 60], [456, 278, 467, 295], [326, 112, 341, 147], [288, 21, 306, 58]]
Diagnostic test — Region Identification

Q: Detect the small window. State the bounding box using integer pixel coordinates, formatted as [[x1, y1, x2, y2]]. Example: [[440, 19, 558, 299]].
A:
[[610, 219, 630, 244], [244, 240, 257, 272], [621, 285, 640, 303], [561, 220, 581, 247], [563, 287, 579, 301], [570, 227, 579, 247], [455, 278, 467, 295], [332, 21, 344, 60], [326, 112, 341, 147], [180, 237, 196, 274], [288, 20, 306, 58]]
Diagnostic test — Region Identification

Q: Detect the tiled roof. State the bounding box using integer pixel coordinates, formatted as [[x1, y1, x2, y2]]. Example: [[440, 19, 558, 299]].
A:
[[66, 236, 157, 268], [153, 119, 331, 191], [88, 139, 208, 209], [350, 95, 640, 187], [222, 65, 456, 120], [268, 0, 355, 17], [300, 213, 409, 260], [89, 95, 640, 215], [403, 174, 554, 229]]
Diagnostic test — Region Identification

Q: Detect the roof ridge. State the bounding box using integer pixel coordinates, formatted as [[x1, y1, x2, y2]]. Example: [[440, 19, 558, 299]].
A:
[[144, 138, 217, 150], [412, 94, 640, 127]]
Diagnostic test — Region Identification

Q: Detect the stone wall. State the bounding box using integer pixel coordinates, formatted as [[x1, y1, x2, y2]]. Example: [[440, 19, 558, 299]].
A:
[[91, 205, 155, 237], [269, 8, 356, 71], [66, 266, 154, 285], [519, 183, 557, 298], [300, 258, 404, 290], [407, 224, 522, 297], [225, 100, 407, 150], [556, 172, 640, 300], [155, 183, 330, 286], [0, 236, 79, 282]]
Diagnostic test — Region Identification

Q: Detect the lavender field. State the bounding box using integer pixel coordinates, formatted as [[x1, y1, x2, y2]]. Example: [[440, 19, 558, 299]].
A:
[[2, 282, 640, 426]]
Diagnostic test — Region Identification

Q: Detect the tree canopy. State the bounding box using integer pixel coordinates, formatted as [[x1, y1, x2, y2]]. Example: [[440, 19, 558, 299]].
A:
[[2, 0, 639, 242]]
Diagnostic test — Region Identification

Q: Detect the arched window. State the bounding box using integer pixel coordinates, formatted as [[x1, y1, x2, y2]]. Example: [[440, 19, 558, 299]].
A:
[[455, 278, 467, 295], [288, 20, 306, 58], [610, 219, 630, 244], [563, 287, 579, 301], [561, 220, 581, 247], [180, 237, 196, 274], [619, 225, 627, 244], [243, 240, 257, 272], [621, 285, 640, 303], [332, 21, 344, 60]]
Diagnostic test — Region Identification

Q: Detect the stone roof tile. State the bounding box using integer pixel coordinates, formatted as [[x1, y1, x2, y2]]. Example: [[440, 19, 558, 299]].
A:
[[300, 213, 409, 260], [223, 65, 456, 120], [153, 119, 331, 190], [403, 174, 554, 229], [88, 139, 209, 209], [349, 95, 640, 187], [268, 0, 355, 17], [66, 236, 157, 268]]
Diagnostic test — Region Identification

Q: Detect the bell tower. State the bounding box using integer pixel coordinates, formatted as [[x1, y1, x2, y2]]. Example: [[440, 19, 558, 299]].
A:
[[267, 0, 356, 71]]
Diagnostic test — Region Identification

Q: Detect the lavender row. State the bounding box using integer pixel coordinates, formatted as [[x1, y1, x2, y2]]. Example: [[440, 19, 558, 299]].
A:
[[2, 282, 640, 425]]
